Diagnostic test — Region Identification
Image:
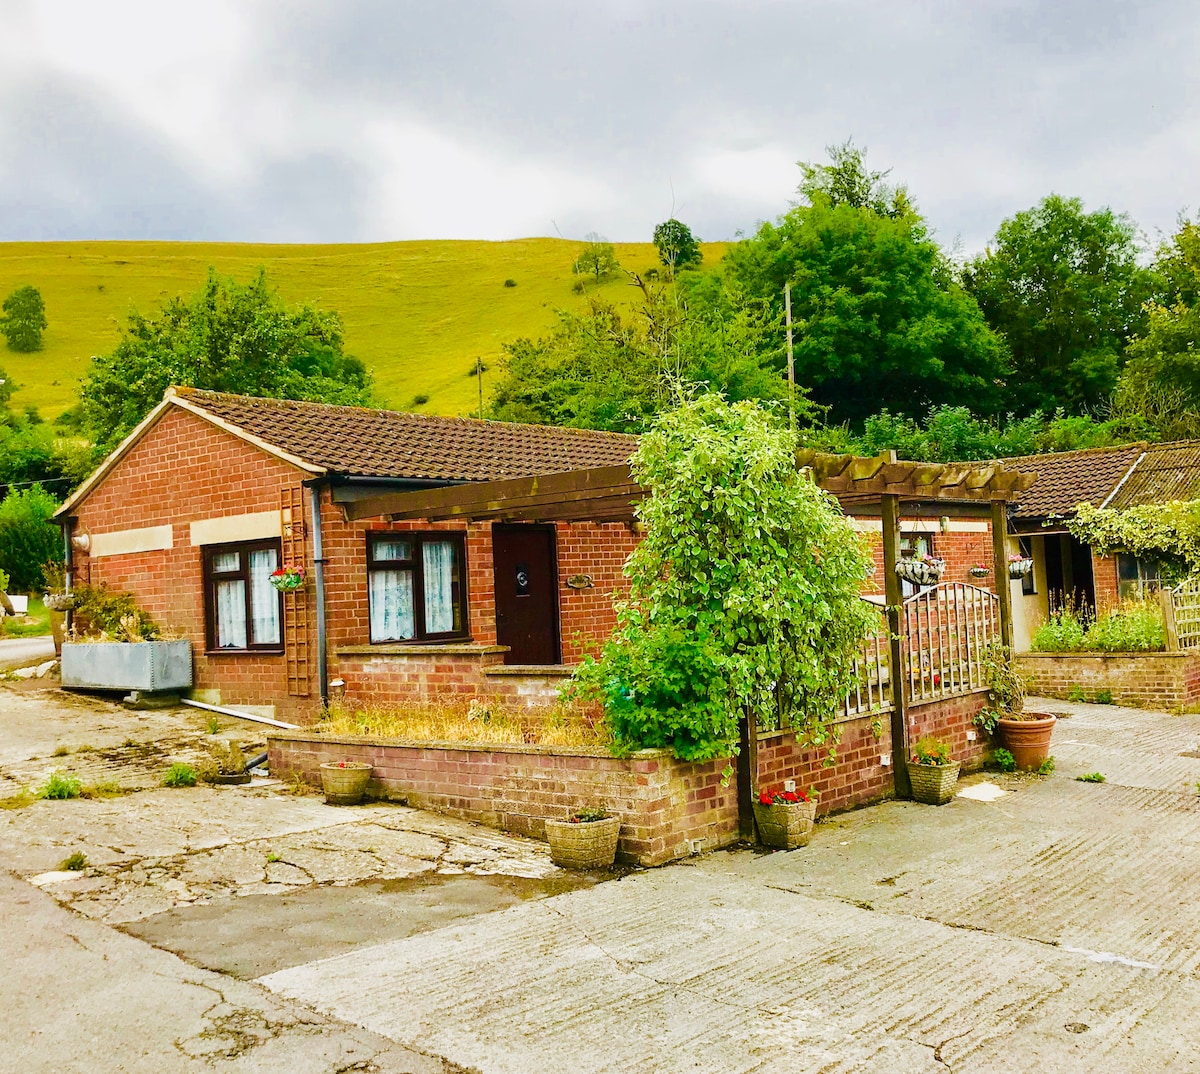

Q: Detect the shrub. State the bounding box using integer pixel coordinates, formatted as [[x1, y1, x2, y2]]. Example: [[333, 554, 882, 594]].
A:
[[1083, 600, 1165, 653], [911, 736, 952, 765], [503, 278, 517, 288], [411, 394, 429, 406], [0, 485, 62, 592], [37, 771, 82, 799], [162, 763, 198, 788], [989, 748, 1016, 772], [59, 851, 88, 871], [1031, 602, 1088, 652], [1038, 756, 1056, 775], [70, 583, 159, 640]]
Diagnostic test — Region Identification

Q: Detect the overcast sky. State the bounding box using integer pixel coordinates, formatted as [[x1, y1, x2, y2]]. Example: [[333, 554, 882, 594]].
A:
[[1, 0, 1197, 254]]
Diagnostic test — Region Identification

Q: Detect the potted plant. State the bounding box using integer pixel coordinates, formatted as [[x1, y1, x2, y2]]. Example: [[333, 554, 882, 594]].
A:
[[753, 785, 817, 849], [895, 550, 945, 587], [205, 739, 251, 786], [270, 563, 306, 592], [978, 641, 1055, 770], [969, 562, 991, 579], [1008, 552, 1034, 580], [907, 736, 960, 804], [544, 807, 621, 869], [319, 760, 373, 805]]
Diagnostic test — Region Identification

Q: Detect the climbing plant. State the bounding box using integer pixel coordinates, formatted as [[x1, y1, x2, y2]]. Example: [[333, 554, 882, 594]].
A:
[[1067, 500, 1200, 580], [572, 392, 877, 762]]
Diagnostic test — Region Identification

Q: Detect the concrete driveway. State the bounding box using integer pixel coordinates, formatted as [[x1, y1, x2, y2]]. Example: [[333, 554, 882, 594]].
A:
[[5, 682, 1200, 1072]]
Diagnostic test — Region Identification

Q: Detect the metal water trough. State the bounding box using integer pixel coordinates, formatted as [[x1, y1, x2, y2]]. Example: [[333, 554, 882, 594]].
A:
[[60, 640, 193, 692]]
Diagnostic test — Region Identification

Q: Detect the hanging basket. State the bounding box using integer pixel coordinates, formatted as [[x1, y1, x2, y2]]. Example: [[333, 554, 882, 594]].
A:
[[968, 566, 991, 579], [43, 592, 76, 611], [895, 557, 945, 587], [1008, 557, 1034, 580], [269, 567, 306, 592]]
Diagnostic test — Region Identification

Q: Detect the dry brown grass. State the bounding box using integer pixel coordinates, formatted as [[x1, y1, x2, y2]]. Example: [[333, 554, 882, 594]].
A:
[[316, 699, 613, 750]]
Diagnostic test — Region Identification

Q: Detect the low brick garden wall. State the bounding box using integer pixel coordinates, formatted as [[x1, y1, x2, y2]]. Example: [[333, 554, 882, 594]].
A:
[[269, 690, 988, 867], [1016, 651, 1200, 710]]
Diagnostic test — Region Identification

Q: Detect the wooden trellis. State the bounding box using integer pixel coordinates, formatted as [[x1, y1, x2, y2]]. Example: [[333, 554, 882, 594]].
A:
[[281, 485, 312, 697]]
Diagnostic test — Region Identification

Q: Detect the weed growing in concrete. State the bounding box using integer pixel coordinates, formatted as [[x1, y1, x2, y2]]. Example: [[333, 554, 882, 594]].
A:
[[1067, 685, 1087, 703], [1095, 689, 1114, 705], [265, 851, 281, 863], [1076, 772, 1106, 783], [52, 743, 70, 757], [122, 737, 137, 748], [59, 851, 87, 871], [0, 789, 35, 810], [162, 763, 198, 788], [989, 748, 1016, 773], [1038, 756, 1056, 775], [283, 773, 316, 796], [206, 715, 221, 734], [37, 771, 82, 799], [82, 779, 127, 799]]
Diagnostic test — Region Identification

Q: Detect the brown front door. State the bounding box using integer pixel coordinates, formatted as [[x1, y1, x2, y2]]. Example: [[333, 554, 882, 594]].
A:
[[492, 525, 561, 665]]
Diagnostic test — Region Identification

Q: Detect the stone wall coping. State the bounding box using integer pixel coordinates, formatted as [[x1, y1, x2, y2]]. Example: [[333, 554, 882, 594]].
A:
[[267, 729, 671, 760], [335, 643, 510, 657], [1016, 650, 1196, 661], [480, 663, 577, 677]]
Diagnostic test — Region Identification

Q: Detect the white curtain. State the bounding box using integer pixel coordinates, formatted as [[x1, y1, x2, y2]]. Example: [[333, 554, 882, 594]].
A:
[[249, 548, 281, 645], [370, 569, 414, 641], [374, 538, 410, 562], [423, 540, 456, 634], [215, 580, 247, 648]]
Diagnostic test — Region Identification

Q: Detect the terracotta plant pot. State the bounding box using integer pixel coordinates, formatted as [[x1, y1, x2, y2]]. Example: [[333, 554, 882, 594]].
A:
[[544, 816, 621, 869], [319, 761, 373, 805], [907, 760, 961, 804], [753, 799, 817, 849], [997, 713, 1056, 770]]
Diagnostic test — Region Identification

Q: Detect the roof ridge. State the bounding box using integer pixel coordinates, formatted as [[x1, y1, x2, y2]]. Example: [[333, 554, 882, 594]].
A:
[[174, 386, 638, 442], [997, 442, 1148, 465]]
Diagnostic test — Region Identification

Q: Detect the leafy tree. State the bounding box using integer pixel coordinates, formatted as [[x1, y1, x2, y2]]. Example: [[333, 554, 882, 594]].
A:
[[1113, 217, 1200, 439], [490, 277, 799, 433], [1, 286, 47, 352], [0, 484, 62, 592], [963, 194, 1157, 414], [726, 149, 1007, 424], [80, 269, 372, 453], [571, 233, 620, 284], [570, 393, 877, 761], [652, 218, 702, 273], [0, 369, 92, 496]]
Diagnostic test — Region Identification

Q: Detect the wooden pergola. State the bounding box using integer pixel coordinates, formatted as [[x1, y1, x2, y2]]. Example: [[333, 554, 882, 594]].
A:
[[343, 449, 1036, 800]]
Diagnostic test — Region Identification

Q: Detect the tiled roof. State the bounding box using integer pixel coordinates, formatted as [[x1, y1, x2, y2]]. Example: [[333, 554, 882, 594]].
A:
[[999, 443, 1146, 519], [1106, 441, 1200, 509], [176, 388, 637, 482]]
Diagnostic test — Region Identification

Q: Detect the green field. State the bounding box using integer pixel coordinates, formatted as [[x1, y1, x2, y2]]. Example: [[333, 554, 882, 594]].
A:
[[0, 238, 727, 420]]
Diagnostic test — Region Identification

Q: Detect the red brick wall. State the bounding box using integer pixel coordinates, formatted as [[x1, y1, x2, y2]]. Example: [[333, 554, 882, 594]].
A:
[[1092, 551, 1120, 611], [268, 735, 739, 867], [1016, 651, 1200, 710], [863, 524, 997, 596], [71, 408, 316, 720], [556, 522, 638, 662]]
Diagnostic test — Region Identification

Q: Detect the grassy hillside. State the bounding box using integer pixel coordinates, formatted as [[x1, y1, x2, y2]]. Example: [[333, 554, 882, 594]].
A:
[[0, 238, 727, 421]]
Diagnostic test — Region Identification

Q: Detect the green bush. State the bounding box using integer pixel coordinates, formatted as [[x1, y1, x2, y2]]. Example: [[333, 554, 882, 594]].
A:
[[1032, 600, 1165, 654], [989, 748, 1016, 772], [70, 583, 159, 640], [162, 763, 198, 788], [0, 485, 62, 592], [37, 771, 82, 799], [1031, 603, 1088, 652]]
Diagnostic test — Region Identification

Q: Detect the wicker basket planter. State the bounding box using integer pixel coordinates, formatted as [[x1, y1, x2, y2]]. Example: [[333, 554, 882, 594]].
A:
[[968, 566, 991, 579], [895, 557, 945, 587], [753, 799, 817, 849], [320, 761, 373, 805], [544, 816, 621, 869], [907, 761, 961, 804], [997, 713, 1056, 770], [1008, 557, 1034, 580]]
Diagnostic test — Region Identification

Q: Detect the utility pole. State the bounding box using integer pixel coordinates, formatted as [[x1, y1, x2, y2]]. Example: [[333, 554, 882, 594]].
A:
[[476, 357, 484, 419], [784, 282, 795, 429]]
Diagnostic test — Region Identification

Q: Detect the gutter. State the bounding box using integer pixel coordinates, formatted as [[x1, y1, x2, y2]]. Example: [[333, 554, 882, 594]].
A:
[[304, 479, 329, 704]]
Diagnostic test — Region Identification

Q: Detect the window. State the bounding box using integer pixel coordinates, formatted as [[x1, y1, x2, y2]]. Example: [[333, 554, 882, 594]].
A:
[[367, 533, 467, 642], [1117, 553, 1160, 600], [203, 540, 283, 651]]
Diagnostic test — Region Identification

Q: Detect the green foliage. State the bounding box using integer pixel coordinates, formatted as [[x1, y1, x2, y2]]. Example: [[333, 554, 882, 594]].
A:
[[1068, 501, 1200, 578], [1038, 756, 1056, 775], [59, 851, 88, 870], [206, 715, 222, 734], [1031, 602, 1089, 653], [726, 146, 1008, 424], [1067, 684, 1088, 703], [973, 707, 1001, 735], [1, 286, 47, 352], [162, 763, 198, 788], [1032, 599, 1165, 654], [1115, 218, 1200, 439], [989, 748, 1016, 772], [70, 583, 160, 641], [983, 642, 1025, 715], [37, 771, 82, 799], [569, 807, 611, 823], [796, 139, 913, 218], [490, 278, 797, 433], [1095, 689, 1114, 705], [911, 736, 952, 766], [571, 234, 620, 284], [963, 194, 1158, 414], [571, 394, 877, 761], [1076, 772, 1106, 783], [80, 268, 373, 453], [0, 484, 62, 592], [652, 219, 702, 273]]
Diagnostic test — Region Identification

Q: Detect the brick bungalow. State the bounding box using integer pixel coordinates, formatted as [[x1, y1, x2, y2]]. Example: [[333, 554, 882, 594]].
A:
[[1000, 441, 1200, 649], [56, 387, 1005, 722]]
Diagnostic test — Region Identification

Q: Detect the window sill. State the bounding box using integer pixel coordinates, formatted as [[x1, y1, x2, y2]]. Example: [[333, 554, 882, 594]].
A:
[[205, 649, 285, 657], [336, 642, 507, 656]]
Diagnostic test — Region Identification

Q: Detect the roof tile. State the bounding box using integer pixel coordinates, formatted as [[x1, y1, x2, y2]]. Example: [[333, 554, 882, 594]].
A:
[[998, 444, 1145, 519]]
